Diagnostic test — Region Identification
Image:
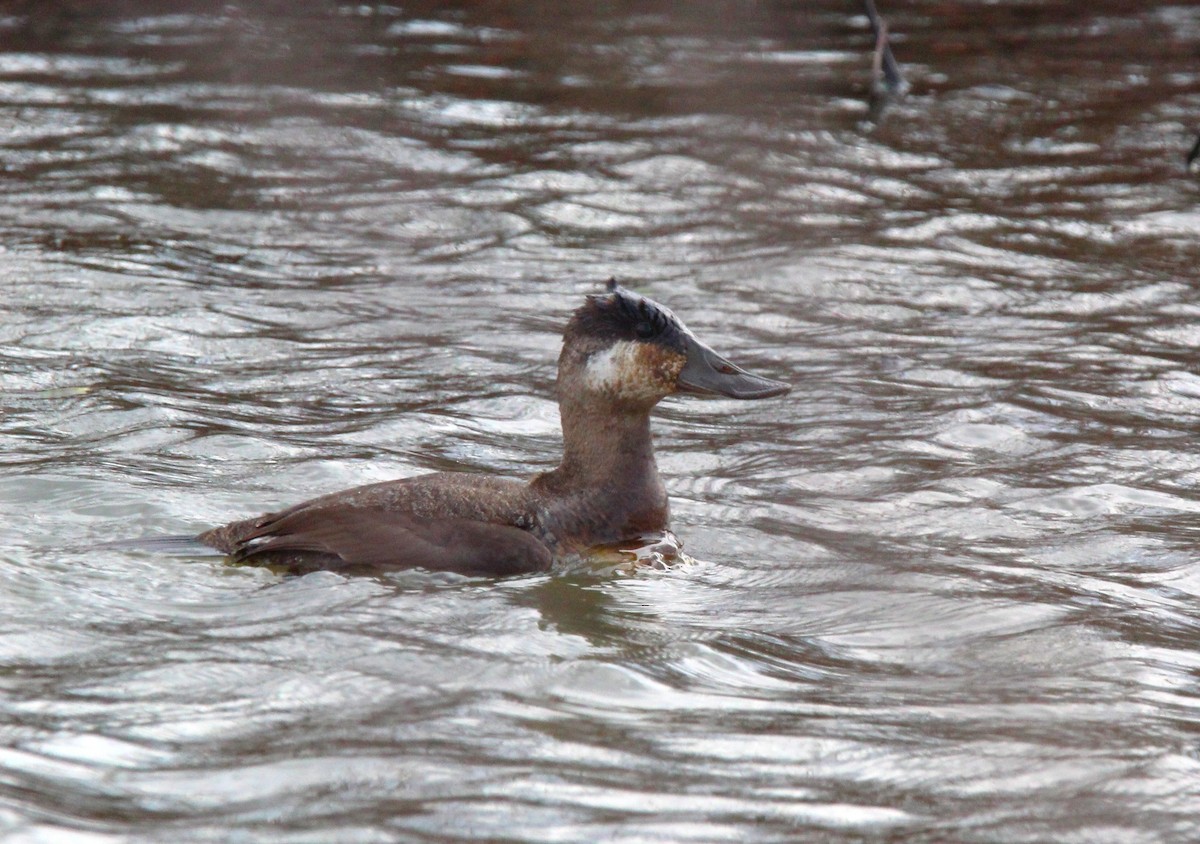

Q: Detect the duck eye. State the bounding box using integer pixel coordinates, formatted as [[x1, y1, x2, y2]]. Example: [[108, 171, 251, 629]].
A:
[[635, 321, 656, 339]]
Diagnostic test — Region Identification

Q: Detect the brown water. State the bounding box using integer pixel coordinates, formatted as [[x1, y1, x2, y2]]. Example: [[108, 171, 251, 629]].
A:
[[4, 1, 1200, 841]]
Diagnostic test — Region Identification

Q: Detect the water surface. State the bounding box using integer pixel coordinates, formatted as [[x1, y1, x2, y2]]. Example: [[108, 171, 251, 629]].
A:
[[4, 1, 1200, 841]]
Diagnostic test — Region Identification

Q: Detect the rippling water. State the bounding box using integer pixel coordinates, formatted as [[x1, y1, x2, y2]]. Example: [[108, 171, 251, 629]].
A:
[[5, 1, 1200, 841]]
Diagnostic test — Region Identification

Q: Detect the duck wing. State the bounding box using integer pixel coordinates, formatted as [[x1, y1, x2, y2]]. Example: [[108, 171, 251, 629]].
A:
[[232, 506, 552, 576]]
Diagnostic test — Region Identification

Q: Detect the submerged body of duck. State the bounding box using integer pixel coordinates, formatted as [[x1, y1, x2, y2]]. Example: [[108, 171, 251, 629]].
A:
[[199, 282, 789, 576]]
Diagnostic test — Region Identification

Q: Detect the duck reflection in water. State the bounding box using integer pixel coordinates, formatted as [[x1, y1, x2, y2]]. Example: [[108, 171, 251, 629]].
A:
[[200, 281, 790, 576]]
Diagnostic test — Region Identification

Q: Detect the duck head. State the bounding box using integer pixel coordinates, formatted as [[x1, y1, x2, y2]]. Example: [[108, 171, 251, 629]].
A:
[[559, 280, 790, 409]]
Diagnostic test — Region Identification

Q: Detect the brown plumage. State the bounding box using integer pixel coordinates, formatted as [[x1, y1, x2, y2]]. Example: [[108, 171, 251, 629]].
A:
[[198, 282, 789, 576]]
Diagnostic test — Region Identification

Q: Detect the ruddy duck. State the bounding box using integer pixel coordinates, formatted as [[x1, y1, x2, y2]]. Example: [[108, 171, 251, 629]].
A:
[[199, 282, 789, 576]]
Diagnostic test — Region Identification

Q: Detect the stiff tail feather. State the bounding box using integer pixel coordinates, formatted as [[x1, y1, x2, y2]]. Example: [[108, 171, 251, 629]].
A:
[[97, 534, 224, 556]]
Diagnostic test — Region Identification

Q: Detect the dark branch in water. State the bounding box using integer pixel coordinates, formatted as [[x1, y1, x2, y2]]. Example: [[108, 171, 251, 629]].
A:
[[864, 0, 906, 94], [1188, 132, 1200, 170], [862, 0, 908, 125]]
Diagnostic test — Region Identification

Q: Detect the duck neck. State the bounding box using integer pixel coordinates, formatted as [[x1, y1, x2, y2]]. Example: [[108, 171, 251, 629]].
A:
[[534, 396, 669, 536], [563, 400, 658, 483]]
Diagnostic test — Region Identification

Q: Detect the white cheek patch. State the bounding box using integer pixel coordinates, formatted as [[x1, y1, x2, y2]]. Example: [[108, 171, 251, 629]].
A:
[[583, 341, 637, 393], [582, 340, 685, 403]]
